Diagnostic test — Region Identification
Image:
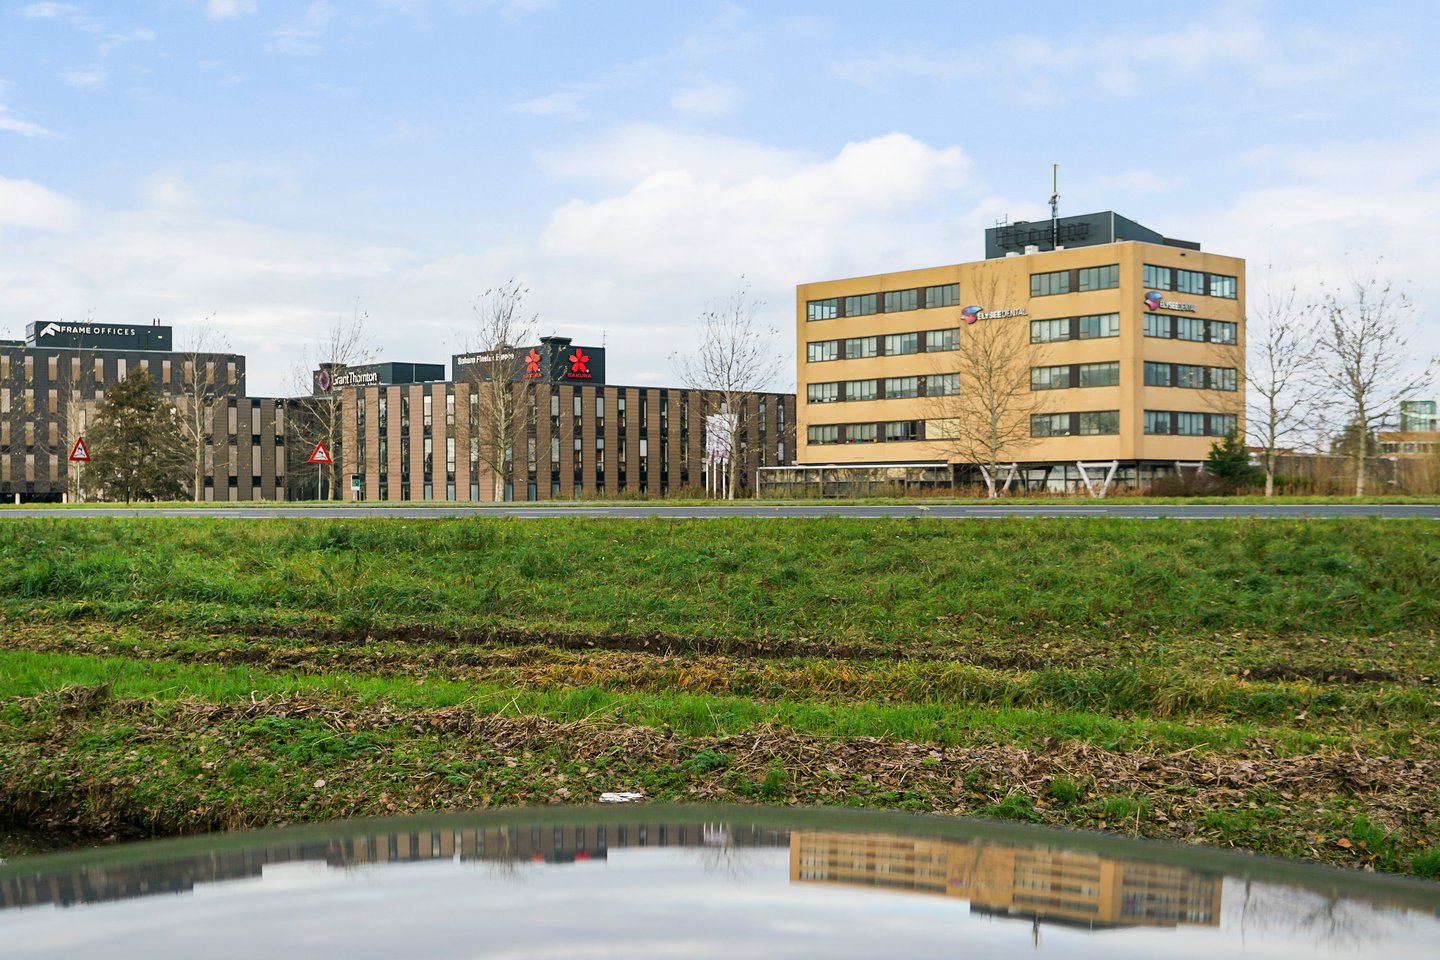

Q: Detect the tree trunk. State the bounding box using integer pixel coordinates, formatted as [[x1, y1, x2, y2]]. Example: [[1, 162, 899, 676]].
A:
[[1264, 450, 1275, 498]]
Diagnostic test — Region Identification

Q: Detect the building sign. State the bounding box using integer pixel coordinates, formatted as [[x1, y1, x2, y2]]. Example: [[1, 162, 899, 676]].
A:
[[313, 365, 382, 393], [452, 337, 606, 385], [992, 221, 1092, 251], [567, 348, 592, 380], [27, 321, 173, 351], [962, 305, 1027, 324], [1144, 292, 1197, 312]]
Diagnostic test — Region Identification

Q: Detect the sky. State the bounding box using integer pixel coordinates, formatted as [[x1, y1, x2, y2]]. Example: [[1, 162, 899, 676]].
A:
[[1, 0, 1436, 396]]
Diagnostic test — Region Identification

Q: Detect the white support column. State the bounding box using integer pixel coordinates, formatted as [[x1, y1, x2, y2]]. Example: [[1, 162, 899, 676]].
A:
[[1076, 460, 1120, 498]]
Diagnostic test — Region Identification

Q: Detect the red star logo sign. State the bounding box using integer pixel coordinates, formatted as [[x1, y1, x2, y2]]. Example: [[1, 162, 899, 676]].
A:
[[569, 349, 589, 375], [524, 348, 542, 375]]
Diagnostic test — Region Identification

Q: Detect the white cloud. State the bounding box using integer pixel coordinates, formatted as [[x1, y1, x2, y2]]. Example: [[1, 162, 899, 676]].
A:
[[0, 81, 55, 138], [206, 0, 258, 19], [831, 4, 1370, 105], [542, 131, 974, 286], [379, 119, 435, 144], [20, 2, 81, 19], [140, 174, 198, 209], [0, 176, 81, 231], [60, 66, 109, 90], [540, 123, 801, 187], [669, 78, 743, 116], [268, 2, 335, 56]]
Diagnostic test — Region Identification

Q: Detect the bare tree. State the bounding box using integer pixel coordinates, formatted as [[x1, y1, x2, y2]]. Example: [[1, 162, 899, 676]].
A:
[[175, 318, 235, 501], [1313, 261, 1435, 496], [291, 303, 376, 500], [1246, 272, 1321, 497], [464, 280, 535, 502], [670, 277, 783, 499], [927, 266, 1047, 498]]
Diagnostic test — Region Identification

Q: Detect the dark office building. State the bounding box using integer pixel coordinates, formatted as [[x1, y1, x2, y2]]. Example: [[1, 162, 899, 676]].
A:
[[0, 321, 289, 503], [338, 337, 795, 501]]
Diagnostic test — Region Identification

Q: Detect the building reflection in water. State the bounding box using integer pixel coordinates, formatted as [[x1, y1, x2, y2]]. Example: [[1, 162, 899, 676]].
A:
[[790, 831, 1221, 931]]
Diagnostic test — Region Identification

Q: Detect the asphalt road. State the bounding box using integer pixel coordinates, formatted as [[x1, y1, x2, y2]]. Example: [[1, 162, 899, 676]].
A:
[[2, 503, 1438, 520]]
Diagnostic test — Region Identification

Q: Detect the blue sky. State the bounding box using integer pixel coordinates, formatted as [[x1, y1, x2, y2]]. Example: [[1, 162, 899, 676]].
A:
[[1, 0, 1436, 395]]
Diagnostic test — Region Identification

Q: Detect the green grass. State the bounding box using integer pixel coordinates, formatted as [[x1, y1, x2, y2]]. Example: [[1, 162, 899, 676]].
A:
[[0, 516, 1436, 877], [0, 516, 1436, 643]]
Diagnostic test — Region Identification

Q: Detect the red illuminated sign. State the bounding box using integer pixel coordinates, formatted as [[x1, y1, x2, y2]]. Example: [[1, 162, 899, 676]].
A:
[[523, 348, 543, 379], [567, 349, 592, 379]]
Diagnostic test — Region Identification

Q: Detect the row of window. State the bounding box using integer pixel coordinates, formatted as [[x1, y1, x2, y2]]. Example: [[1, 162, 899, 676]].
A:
[[1144, 411, 1239, 436], [807, 283, 959, 321], [1028, 361, 1238, 392], [807, 420, 923, 445], [1030, 313, 1120, 343], [807, 373, 960, 404], [1143, 362, 1238, 391], [1030, 410, 1121, 437], [1144, 313, 1238, 344], [806, 328, 959, 363], [1143, 264, 1238, 299], [1031, 362, 1121, 390], [1030, 264, 1121, 297]]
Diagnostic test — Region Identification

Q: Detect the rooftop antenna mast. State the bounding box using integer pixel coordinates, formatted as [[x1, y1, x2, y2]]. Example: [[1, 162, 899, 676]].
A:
[[1049, 163, 1060, 250]]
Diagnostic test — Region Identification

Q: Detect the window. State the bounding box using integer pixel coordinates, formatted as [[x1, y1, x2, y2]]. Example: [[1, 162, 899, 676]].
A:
[[1079, 411, 1120, 435], [925, 328, 958, 352], [1177, 412, 1206, 435], [1031, 318, 1071, 343], [1144, 410, 1173, 435], [1143, 264, 1173, 290], [927, 373, 959, 396], [884, 289, 919, 312], [1176, 316, 1207, 342], [847, 422, 878, 443], [1210, 274, 1238, 299], [1031, 365, 1072, 390], [573, 393, 582, 419], [807, 382, 839, 404], [807, 340, 839, 363], [1030, 413, 1071, 437], [844, 293, 878, 317], [1078, 362, 1120, 387], [1078, 313, 1120, 339], [445, 394, 455, 427], [845, 379, 877, 402], [884, 376, 919, 399], [1030, 269, 1071, 297], [1143, 313, 1172, 338], [844, 336, 878, 359], [1213, 367, 1237, 391], [925, 283, 959, 308], [423, 394, 432, 428], [807, 298, 838, 321], [1144, 362, 1172, 387], [1212, 320, 1238, 344], [596, 395, 605, 422], [1176, 269, 1207, 295], [884, 421, 920, 442], [1078, 264, 1119, 291], [1176, 364, 1205, 389], [883, 332, 918, 356], [1213, 414, 1238, 435], [808, 424, 839, 445]]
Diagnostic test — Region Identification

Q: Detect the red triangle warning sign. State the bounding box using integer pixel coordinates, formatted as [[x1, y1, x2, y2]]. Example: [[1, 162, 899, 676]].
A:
[[69, 437, 90, 462], [308, 441, 333, 464]]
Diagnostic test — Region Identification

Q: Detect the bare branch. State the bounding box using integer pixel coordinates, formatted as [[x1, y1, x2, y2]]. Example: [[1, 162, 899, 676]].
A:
[[1312, 258, 1434, 495], [670, 277, 784, 498]]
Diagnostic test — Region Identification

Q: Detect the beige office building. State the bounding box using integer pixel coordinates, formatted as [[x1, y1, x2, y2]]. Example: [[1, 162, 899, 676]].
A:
[[792, 212, 1245, 493]]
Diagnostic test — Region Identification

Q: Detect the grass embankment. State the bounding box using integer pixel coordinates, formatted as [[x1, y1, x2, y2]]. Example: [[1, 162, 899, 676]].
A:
[[0, 517, 1436, 876]]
